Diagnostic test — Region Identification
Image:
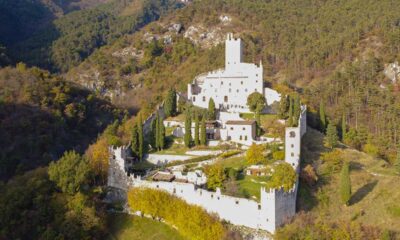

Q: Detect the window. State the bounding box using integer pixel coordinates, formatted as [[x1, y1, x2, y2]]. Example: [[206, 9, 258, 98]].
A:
[[229, 83, 231, 86], [217, 197, 220, 200], [245, 89, 248, 92], [245, 136, 248, 140], [224, 96, 228, 102], [256, 80, 258, 83], [255, 89, 258, 92], [242, 127, 245, 130], [240, 135, 242, 140], [211, 194, 214, 198], [193, 96, 196, 101], [291, 144, 294, 148], [291, 152, 294, 157], [229, 88, 231, 93], [290, 131, 296, 138], [241, 81, 243, 85], [221, 81, 223, 85], [173, 188, 176, 194], [156, 185, 159, 188], [235, 200, 239, 205], [256, 74, 258, 77], [230, 127, 234, 130], [203, 96, 206, 102], [181, 190, 183, 193], [258, 205, 261, 210], [236, 89, 239, 93]]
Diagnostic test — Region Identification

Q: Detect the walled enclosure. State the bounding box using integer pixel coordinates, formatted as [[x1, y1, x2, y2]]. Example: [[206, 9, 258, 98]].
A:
[[108, 106, 307, 233]]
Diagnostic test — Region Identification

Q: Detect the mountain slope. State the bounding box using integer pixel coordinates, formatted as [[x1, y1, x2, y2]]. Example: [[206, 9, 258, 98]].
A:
[[0, 65, 123, 180], [8, 0, 184, 72], [67, 0, 400, 161]]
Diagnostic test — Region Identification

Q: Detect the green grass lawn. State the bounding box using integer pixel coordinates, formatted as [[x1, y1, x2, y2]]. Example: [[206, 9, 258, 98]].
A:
[[236, 175, 269, 201], [107, 213, 187, 240]]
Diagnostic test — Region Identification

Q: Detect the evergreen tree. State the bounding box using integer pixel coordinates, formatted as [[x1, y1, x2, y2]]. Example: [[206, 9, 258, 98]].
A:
[[200, 115, 206, 146], [395, 147, 400, 175], [194, 111, 199, 146], [278, 94, 289, 119], [159, 116, 165, 150], [208, 98, 216, 120], [131, 122, 139, 157], [325, 122, 339, 149], [184, 110, 192, 147], [164, 88, 176, 117], [288, 97, 294, 127], [341, 113, 346, 141], [149, 117, 157, 150], [340, 162, 351, 206], [155, 113, 160, 150], [319, 102, 327, 132], [293, 94, 301, 126], [255, 108, 261, 136], [138, 114, 144, 160]]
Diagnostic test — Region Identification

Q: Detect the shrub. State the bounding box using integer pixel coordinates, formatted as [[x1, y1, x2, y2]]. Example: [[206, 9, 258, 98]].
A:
[[127, 188, 225, 240], [272, 151, 285, 161]]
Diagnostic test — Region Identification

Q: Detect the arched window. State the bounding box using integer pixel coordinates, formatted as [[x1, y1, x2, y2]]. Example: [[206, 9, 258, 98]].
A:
[[224, 96, 228, 102]]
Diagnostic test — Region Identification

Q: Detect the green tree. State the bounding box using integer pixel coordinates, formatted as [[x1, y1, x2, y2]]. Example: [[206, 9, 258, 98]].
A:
[[204, 164, 226, 191], [208, 98, 216, 120], [154, 113, 160, 150], [288, 97, 294, 127], [293, 94, 301, 125], [269, 163, 297, 192], [138, 114, 144, 160], [158, 116, 165, 150], [149, 116, 157, 149], [184, 110, 192, 147], [340, 162, 351, 205], [247, 92, 266, 113], [325, 122, 339, 149], [194, 111, 200, 146], [319, 102, 327, 132], [164, 88, 176, 117], [245, 144, 265, 164], [48, 151, 90, 195], [278, 94, 289, 119], [131, 123, 139, 157], [200, 115, 207, 145]]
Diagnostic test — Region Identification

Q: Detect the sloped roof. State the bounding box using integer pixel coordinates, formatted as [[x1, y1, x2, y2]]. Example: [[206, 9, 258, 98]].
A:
[[225, 120, 256, 125]]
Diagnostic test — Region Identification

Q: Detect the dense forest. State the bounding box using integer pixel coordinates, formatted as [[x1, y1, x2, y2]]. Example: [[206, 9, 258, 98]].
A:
[[3, 0, 183, 71], [0, 65, 124, 180]]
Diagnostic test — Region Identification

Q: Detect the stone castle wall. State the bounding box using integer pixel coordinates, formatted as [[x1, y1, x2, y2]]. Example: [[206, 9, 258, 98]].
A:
[[108, 106, 308, 233]]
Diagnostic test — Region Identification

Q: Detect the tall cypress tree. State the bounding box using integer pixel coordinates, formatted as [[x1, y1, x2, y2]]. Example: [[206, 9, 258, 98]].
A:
[[278, 94, 289, 119], [184, 110, 192, 147], [288, 96, 294, 127], [164, 88, 176, 117], [293, 94, 301, 126], [138, 114, 144, 160], [325, 122, 338, 149], [155, 113, 160, 150], [208, 98, 216, 120], [194, 111, 199, 146], [319, 102, 327, 132], [131, 122, 139, 158], [150, 117, 157, 150], [200, 115, 206, 145], [159, 116, 165, 150], [340, 162, 351, 206]]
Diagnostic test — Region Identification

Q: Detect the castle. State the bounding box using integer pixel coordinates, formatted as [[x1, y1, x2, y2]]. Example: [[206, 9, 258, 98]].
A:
[[107, 34, 307, 234], [188, 33, 281, 113], [108, 107, 306, 233]]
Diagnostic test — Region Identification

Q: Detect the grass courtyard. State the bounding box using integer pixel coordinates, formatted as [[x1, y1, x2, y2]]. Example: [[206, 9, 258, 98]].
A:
[[107, 213, 187, 240]]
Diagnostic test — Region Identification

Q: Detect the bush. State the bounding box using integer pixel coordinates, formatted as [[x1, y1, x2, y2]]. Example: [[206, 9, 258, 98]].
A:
[[128, 188, 225, 240], [272, 151, 285, 161]]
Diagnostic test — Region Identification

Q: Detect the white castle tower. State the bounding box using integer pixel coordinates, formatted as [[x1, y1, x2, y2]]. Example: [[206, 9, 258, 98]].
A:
[[225, 33, 243, 70]]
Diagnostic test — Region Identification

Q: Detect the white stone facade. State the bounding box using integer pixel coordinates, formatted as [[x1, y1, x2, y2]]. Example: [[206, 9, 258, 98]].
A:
[[187, 33, 280, 113]]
